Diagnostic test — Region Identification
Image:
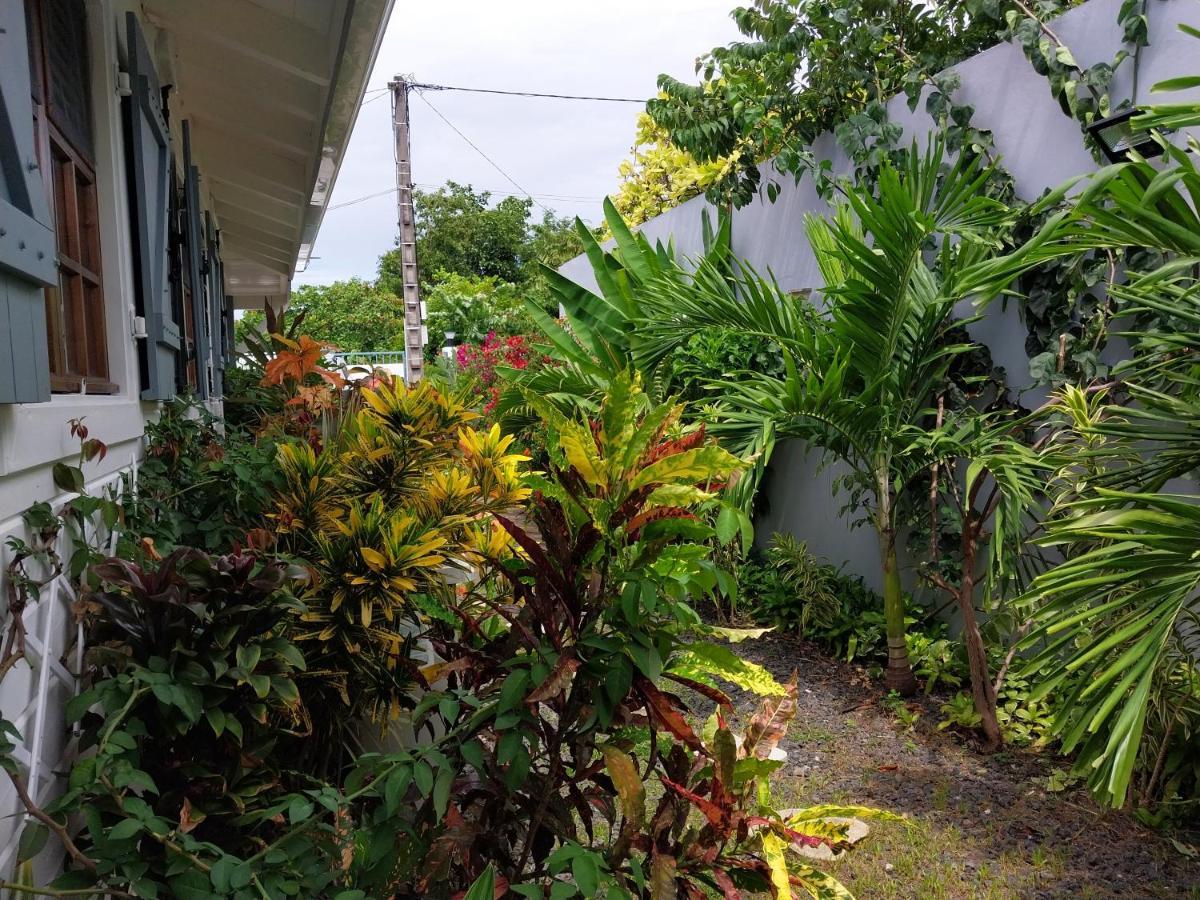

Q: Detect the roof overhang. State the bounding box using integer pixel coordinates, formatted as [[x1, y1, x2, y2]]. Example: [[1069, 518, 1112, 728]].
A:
[[140, 0, 394, 310]]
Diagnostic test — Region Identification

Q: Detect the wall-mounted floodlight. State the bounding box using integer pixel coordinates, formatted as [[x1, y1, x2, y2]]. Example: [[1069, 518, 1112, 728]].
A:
[[1087, 108, 1167, 164]]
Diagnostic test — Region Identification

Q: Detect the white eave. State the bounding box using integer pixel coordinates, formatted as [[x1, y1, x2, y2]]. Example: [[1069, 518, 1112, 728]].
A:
[[140, 0, 394, 309]]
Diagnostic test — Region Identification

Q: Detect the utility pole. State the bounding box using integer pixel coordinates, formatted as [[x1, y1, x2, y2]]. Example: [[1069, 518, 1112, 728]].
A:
[[389, 77, 425, 384]]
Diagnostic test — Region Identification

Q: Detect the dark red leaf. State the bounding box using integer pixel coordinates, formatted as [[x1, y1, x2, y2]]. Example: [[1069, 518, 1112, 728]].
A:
[[660, 776, 729, 831], [636, 678, 704, 752], [663, 672, 734, 711]]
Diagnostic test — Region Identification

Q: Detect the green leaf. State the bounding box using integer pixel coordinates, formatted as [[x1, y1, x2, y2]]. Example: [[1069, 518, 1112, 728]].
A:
[[52, 463, 84, 494], [1151, 75, 1200, 93], [1055, 46, 1077, 68], [109, 818, 142, 841], [236, 645, 262, 672], [669, 642, 785, 696], [413, 760, 434, 796], [384, 765, 412, 816], [572, 852, 601, 896], [288, 796, 314, 825], [16, 822, 49, 863], [432, 765, 454, 822], [463, 866, 496, 900], [715, 504, 739, 546]]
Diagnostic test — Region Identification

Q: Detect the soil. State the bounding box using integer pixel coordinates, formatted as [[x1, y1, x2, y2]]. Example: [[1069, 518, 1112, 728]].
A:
[[728, 628, 1200, 899]]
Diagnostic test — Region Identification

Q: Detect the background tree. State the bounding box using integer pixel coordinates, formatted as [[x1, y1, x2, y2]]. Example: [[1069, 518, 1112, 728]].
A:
[[286, 279, 406, 352], [235, 279, 405, 353], [646, 0, 1091, 207], [611, 112, 728, 226], [377, 181, 584, 302], [422, 271, 536, 355]]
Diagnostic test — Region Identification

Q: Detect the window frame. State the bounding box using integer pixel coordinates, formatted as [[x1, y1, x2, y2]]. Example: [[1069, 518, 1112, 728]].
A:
[[26, 0, 114, 395]]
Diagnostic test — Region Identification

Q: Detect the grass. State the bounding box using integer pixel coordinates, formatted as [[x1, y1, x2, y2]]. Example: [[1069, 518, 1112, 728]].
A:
[[768, 771, 1128, 900]]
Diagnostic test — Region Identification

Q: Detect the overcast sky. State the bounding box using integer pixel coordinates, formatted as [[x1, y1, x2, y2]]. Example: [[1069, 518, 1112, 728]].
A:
[[295, 1, 741, 287]]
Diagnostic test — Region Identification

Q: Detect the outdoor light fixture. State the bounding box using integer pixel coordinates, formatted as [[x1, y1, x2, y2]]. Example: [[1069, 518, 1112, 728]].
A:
[[441, 331, 457, 362], [1087, 108, 1167, 164]]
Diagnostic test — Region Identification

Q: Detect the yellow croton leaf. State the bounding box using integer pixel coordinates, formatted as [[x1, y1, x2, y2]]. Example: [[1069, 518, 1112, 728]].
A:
[[360, 547, 388, 572], [644, 483, 714, 508], [559, 422, 606, 488], [762, 831, 791, 900], [630, 445, 747, 491]]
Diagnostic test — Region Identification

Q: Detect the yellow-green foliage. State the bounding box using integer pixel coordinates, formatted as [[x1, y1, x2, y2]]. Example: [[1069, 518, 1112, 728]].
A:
[[611, 112, 728, 227], [271, 378, 529, 721]]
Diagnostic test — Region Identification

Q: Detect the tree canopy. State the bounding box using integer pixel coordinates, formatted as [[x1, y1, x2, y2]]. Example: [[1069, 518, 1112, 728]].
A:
[[239, 279, 406, 353], [377, 182, 584, 302], [646, 0, 1086, 207], [609, 112, 730, 227]]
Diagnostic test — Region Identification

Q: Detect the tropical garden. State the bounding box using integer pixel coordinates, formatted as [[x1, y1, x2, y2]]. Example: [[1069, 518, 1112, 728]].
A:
[[3, 0, 1200, 897]]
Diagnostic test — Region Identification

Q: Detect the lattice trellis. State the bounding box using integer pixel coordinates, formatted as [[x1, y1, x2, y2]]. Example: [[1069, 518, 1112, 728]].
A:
[[0, 456, 137, 873]]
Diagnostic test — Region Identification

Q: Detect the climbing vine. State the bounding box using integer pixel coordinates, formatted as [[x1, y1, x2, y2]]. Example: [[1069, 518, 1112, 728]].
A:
[[649, 0, 1155, 386]]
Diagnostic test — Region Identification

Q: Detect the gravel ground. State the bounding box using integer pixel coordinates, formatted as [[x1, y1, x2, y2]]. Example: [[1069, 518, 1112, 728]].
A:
[[728, 629, 1200, 899]]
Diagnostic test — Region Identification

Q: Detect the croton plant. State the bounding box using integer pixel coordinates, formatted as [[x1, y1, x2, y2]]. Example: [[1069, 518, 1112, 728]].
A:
[[0, 370, 890, 898]]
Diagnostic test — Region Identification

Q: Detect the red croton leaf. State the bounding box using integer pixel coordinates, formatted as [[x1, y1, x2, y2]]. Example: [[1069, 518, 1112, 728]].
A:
[[712, 868, 741, 900], [644, 424, 706, 466], [636, 678, 704, 752], [744, 816, 831, 850], [660, 776, 731, 832], [627, 506, 696, 536], [663, 672, 733, 712]]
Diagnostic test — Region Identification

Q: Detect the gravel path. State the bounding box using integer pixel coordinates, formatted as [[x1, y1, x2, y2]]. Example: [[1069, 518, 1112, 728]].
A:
[[731, 630, 1200, 899]]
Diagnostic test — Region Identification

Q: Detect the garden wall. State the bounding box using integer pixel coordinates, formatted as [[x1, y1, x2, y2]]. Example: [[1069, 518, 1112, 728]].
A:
[[559, 0, 1200, 596]]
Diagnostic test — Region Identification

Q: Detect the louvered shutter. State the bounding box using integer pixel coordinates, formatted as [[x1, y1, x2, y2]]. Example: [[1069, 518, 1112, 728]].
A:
[[204, 212, 225, 397], [124, 12, 178, 402], [0, 1, 56, 404], [181, 121, 208, 399]]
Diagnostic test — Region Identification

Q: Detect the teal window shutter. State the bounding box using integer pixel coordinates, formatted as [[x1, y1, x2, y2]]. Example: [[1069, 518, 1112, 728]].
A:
[[181, 120, 208, 399], [0, 0, 56, 404], [124, 12, 178, 402]]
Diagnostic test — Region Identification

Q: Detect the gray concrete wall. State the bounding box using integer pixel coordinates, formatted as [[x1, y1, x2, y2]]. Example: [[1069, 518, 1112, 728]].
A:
[[559, 0, 1200, 594]]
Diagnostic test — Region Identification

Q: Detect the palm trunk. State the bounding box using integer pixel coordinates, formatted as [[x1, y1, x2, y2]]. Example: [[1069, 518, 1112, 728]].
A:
[[956, 533, 1002, 750], [876, 468, 917, 695]]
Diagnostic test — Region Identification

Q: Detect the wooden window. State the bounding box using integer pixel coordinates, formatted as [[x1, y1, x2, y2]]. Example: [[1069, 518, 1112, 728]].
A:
[[26, 0, 113, 393]]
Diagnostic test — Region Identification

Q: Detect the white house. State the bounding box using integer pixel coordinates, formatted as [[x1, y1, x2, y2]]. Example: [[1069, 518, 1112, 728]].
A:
[[0, 0, 393, 866]]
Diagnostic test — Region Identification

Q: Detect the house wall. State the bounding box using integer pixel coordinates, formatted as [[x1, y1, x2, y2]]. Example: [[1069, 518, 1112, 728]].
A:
[[559, 0, 1200, 596], [0, 1, 227, 874]]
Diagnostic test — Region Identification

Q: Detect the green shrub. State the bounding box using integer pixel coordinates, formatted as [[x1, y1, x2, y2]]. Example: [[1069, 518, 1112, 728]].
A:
[[121, 401, 282, 555], [665, 327, 785, 406], [53, 550, 309, 894]]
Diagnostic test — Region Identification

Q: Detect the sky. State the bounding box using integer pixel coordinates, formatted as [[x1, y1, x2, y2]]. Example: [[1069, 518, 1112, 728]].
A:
[[294, 0, 741, 287]]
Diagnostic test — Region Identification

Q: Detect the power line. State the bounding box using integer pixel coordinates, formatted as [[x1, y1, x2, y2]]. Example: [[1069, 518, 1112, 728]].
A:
[[408, 82, 647, 104], [411, 89, 551, 214], [326, 183, 598, 213], [327, 186, 400, 211]]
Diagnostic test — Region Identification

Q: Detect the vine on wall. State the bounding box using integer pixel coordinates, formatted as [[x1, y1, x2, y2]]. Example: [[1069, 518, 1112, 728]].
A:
[[649, 0, 1156, 388]]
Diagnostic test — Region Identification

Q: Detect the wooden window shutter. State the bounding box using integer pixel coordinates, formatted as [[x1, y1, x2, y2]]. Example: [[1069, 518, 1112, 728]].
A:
[[123, 11, 178, 402], [0, 0, 56, 404], [181, 120, 208, 399], [204, 211, 225, 397]]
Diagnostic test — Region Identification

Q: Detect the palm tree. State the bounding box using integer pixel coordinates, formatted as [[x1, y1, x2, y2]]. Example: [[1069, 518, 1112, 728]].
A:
[[637, 140, 1020, 693], [493, 198, 731, 427], [982, 40, 1200, 805]]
